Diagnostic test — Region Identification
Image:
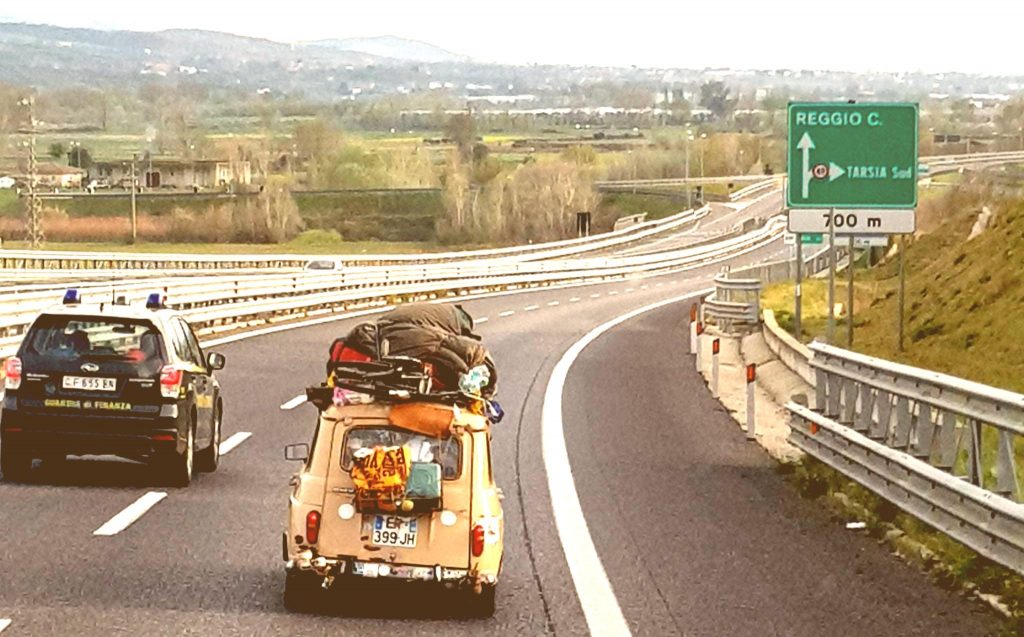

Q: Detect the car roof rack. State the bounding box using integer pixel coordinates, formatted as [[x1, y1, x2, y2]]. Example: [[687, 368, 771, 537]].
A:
[[308, 357, 469, 410]]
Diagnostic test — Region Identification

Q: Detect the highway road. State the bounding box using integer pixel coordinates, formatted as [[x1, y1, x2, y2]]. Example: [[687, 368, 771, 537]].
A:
[[0, 238, 1002, 636], [607, 190, 784, 259]]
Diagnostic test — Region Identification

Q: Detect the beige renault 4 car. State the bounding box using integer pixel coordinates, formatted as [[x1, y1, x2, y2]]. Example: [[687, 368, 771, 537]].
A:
[[282, 396, 504, 617]]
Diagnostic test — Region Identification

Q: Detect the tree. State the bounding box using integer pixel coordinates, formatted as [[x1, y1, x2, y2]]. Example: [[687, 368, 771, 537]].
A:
[[49, 142, 65, 159], [699, 81, 737, 122], [67, 146, 93, 170], [445, 113, 476, 160]]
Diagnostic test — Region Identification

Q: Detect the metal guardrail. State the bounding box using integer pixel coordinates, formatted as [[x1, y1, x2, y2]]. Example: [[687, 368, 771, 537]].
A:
[[703, 275, 762, 332], [702, 241, 835, 334], [780, 341, 1024, 575], [761, 310, 815, 388], [0, 217, 786, 358], [729, 179, 781, 202], [0, 205, 711, 272]]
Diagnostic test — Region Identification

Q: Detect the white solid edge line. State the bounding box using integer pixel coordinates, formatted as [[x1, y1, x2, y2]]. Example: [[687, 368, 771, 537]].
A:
[[541, 288, 712, 637], [219, 432, 253, 456], [93, 491, 168, 537], [280, 394, 307, 410], [0, 619, 10, 633]]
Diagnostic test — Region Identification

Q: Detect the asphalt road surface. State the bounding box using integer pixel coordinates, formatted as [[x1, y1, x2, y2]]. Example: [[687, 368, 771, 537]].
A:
[[0, 239, 1002, 636]]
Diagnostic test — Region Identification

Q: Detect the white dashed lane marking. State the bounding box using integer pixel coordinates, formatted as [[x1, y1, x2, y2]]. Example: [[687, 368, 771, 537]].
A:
[[547, 301, 560, 307], [609, 291, 619, 296], [219, 432, 253, 456], [570, 297, 581, 303], [626, 288, 635, 293], [499, 310, 516, 317], [524, 305, 539, 312], [475, 317, 489, 324], [0, 619, 11, 633], [590, 293, 601, 299], [280, 394, 306, 410], [93, 492, 168, 537]]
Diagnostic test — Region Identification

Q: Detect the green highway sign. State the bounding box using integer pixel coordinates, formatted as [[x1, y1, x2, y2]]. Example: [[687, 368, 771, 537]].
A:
[[787, 102, 919, 209], [802, 233, 824, 245]]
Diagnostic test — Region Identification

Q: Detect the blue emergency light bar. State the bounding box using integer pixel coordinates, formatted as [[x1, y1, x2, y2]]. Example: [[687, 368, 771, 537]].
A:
[[62, 289, 82, 305], [145, 292, 166, 309]]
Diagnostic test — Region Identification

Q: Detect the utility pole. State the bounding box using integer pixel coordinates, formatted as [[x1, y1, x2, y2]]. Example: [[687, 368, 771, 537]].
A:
[[130, 153, 138, 244], [19, 96, 43, 247]]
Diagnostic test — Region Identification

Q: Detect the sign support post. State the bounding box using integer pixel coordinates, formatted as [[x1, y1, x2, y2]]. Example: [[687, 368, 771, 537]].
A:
[[827, 209, 836, 344], [898, 236, 906, 352], [847, 234, 855, 347], [794, 233, 803, 338]]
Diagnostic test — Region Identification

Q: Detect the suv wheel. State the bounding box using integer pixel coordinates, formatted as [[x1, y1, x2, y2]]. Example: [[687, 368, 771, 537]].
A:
[[196, 402, 221, 473], [162, 417, 195, 487], [0, 436, 32, 482], [283, 568, 322, 613], [465, 583, 497, 618]]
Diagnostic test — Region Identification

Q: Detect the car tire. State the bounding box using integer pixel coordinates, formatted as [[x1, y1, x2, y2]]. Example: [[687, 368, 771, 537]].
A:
[[0, 437, 32, 482], [283, 568, 322, 613], [162, 416, 195, 487], [196, 402, 221, 473], [465, 583, 497, 619]]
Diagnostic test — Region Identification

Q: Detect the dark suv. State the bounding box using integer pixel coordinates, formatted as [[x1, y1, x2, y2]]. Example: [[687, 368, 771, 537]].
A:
[[1, 291, 225, 486]]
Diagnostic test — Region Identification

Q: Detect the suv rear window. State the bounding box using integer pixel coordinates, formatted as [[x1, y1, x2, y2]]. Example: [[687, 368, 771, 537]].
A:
[[23, 315, 165, 362], [341, 427, 462, 479]]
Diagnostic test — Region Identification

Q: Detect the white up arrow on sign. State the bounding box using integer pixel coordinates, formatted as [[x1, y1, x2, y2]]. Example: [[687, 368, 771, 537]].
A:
[[797, 132, 814, 199]]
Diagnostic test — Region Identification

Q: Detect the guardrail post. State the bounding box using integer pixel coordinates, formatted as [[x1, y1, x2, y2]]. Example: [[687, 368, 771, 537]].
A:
[[695, 322, 704, 372], [967, 419, 983, 486], [689, 303, 698, 354], [746, 364, 756, 440], [996, 430, 1020, 500], [711, 338, 721, 399]]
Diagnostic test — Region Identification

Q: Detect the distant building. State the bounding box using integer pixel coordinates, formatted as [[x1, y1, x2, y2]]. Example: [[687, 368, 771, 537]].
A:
[[12, 163, 86, 189], [89, 158, 252, 191]]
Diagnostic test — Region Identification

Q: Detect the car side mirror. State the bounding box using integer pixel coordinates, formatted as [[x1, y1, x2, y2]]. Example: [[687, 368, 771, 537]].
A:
[[207, 352, 226, 370], [284, 443, 309, 462]]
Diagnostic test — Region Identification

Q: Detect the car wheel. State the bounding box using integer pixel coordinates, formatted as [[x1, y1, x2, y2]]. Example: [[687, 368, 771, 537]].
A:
[[0, 436, 32, 482], [162, 417, 194, 487], [196, 402, 221, 473], [283, 568, 322, 613], [464, 583, 497, 619]]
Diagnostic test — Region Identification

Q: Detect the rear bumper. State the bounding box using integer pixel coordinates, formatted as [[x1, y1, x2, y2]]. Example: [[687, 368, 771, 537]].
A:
[[1, 403, 181, 458], [287, 550, 488, 586]]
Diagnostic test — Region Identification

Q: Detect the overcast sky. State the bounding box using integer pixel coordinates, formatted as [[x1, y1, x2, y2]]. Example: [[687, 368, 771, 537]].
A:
[[0, 0, 1020, 74]]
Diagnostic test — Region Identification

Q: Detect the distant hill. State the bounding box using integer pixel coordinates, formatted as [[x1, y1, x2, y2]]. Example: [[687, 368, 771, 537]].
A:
[[0, 22, 384, 90], [305, 35, 469, 64]]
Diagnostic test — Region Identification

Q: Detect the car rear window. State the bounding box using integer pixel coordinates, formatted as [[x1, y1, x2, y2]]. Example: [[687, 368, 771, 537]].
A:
[[23, 315, 165, 362], [341, 427, 462, 480]]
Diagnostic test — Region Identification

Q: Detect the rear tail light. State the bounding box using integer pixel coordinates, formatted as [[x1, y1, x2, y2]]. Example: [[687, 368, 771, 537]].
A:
[[471, 523, 485, 557], [4, 357, 22, 391], [306, 510, 321, 544], [159, 365, 183, 398]]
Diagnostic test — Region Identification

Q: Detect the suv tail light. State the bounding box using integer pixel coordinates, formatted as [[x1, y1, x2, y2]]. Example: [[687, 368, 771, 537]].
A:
[[4, 356, 22, 391], [306, 510, 321, 544], [471, 523, 485, 557], [159, 365, 183, 398]]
